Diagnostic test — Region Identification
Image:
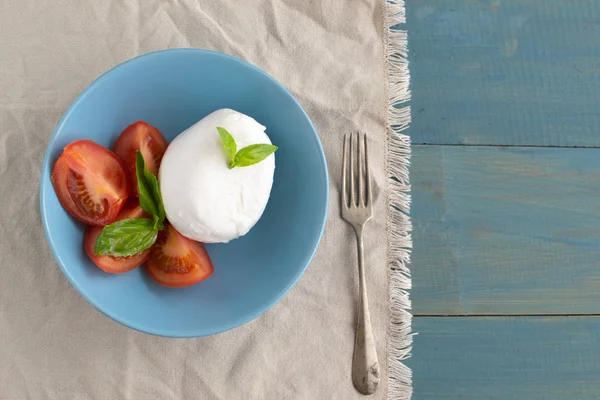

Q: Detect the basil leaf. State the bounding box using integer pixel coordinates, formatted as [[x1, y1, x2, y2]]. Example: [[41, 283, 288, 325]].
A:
[[144, 168, 165, 223], [95, 218, 158, 257], [136, 151, 159, 217], [152, 214, 164, 231], [217, 127, 237, 168], [233, 144, 278, 167], [135, 150, 166, 227]]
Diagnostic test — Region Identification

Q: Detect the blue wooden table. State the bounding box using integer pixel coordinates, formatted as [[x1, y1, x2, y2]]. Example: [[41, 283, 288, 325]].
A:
[[406, 1, 600, 398]]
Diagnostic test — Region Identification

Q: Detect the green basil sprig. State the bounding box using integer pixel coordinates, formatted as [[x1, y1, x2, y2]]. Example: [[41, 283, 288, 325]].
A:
[[94, 151, 166, 257], [217, 127, 277, 169]]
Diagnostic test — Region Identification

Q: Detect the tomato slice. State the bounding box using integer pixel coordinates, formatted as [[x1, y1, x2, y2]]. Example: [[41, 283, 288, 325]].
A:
[[84, 201, 151, 274], [113, 121, 168, 196], [146, 225, 214, 288], [51, 140, 129, 226]]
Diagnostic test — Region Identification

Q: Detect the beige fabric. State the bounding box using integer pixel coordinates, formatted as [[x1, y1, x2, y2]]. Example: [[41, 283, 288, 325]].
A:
[[0, 1, 391, 398]]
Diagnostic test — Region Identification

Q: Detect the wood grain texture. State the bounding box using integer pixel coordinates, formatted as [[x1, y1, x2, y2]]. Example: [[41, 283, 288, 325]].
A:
[[410, 316, 600, 399], [407, 0, 600, 146], [411, 145, 600, 315]]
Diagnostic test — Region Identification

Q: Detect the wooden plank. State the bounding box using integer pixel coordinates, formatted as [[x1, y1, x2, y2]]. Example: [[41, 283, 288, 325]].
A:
[[411, 145, 600, 315], [410, 316, 600, 400], [407, 0, 600, 146]]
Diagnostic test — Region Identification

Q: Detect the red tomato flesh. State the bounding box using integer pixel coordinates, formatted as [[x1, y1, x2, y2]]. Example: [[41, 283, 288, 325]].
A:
[[113, 121, 168, 196], [51, 140, 129, 226], [146, 225, 214, 288], [84, 201, 151, 274]]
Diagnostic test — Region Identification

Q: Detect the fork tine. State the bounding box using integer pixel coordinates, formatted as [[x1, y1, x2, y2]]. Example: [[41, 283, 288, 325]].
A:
[[357, 132, 364, 206], [364, 133, 372, 206], [349, 132, 355, 207], [342, 134, 348, 208]]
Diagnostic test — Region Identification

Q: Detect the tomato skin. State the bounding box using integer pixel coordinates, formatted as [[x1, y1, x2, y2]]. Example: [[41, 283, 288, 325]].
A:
[[146, 225, 214, 288], [84, 201, 151, 274], [51, 140, 129, 226], [113, 121, 168, 196]]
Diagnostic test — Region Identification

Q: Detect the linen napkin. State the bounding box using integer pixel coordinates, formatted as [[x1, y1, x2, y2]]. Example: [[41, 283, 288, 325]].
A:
[[0, 1, 412, 398]]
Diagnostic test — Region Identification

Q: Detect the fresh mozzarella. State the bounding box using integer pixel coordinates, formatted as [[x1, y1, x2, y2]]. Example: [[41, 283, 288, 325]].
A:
[[159, 109, 275, 243]]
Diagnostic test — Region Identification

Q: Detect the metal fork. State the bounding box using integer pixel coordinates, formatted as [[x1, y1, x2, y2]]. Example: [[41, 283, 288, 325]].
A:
[[342, 132, 380, 395]]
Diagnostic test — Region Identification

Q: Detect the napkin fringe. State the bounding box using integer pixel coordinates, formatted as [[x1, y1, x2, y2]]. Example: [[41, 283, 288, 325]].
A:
[[384, 1, 413, 399]]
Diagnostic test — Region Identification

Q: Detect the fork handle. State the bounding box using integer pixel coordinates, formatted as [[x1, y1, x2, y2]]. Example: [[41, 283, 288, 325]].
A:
[[352, 227, 380, 395]]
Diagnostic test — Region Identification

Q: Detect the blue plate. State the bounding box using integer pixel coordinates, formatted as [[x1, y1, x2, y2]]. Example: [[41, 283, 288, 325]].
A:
[[40, 49, 329, 337]]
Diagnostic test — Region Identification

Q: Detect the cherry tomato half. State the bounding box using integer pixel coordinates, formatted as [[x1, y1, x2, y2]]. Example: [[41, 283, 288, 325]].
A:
[[51, 140, 129, 226]]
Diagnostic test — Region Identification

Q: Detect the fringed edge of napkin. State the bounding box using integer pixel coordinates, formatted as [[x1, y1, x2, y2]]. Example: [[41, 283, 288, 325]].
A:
[[384, 1, 413, 399]]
